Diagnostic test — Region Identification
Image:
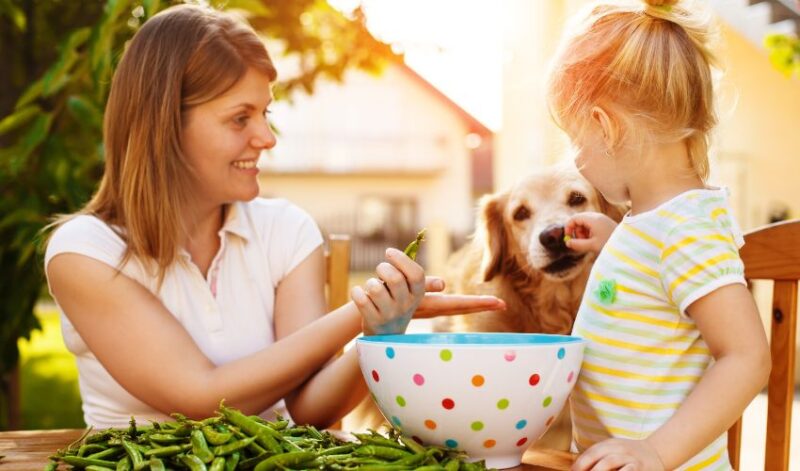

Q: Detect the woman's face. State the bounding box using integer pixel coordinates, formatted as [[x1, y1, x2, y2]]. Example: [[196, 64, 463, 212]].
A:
[[181, 68, 275, 208]]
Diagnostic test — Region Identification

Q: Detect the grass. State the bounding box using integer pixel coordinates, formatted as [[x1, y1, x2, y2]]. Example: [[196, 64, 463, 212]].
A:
[[18, 305, 84, 429]]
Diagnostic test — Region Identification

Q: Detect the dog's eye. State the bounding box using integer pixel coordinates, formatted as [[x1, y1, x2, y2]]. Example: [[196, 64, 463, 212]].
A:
[[513, 206, 531, 221], [568, 192, 586, 207]]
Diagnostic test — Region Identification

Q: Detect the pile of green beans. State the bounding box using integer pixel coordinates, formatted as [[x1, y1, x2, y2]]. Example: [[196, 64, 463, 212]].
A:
[[46, 403, 491, 470]]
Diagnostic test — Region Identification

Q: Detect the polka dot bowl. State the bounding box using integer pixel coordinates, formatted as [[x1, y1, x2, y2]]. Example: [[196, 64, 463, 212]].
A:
[[355, 333, 585, 469]]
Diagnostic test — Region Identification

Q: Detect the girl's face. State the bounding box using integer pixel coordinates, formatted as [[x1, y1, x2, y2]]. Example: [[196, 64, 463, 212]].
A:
[[181, 68, 275, 208], [568, 121, 629, 205]]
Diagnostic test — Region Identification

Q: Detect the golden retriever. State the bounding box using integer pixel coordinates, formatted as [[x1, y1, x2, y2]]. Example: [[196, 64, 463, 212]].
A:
[[434, 164, 625, 335], [343, 164, 625, 451]]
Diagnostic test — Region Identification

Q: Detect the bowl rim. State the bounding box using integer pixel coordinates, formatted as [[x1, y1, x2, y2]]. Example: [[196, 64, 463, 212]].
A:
[[356, 332, 586, 346]]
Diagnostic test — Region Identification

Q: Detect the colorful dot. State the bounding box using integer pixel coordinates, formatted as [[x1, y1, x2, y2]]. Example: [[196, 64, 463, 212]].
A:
[[440, 349, 453, 361], [546, 416, 556, 426], [529, 374, 540, 386], [413, 374, 425, 386], [543, 396, 552, 407], [391, 416, 402, 426], [396, 396, 406, 407], [471, 375, 485, 387], [445, 439, 458, 448], [385, 347, 395, 359], [567, 371, 574, 383], [515, 419, 527, 430], [371, 370, 380, 382], [412, 436, 423, 445], [483, 439, 496, 448], [557, 348, 566, 359], [471, 421, 484, 431], [516, 437, 528, 447], [504, 350, 516, 362], [424, 419, 437, 430], [442, 398, 455, 410], [497, 399, 509, 410]]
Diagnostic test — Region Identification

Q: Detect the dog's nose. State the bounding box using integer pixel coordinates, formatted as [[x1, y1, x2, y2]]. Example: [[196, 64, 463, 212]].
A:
[[539, 224, 567, 253]]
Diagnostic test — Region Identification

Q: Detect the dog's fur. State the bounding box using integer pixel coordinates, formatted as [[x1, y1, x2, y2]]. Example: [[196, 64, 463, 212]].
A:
[[343, 165, 625, 450]]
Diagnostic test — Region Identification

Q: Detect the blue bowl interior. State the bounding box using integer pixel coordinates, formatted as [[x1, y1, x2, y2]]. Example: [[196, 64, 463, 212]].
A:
[[357, 332, 583, 346]]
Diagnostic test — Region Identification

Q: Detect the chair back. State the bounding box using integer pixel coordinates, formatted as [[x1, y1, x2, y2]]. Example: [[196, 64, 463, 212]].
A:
[[325, 234, 351, 312], [728, 219, 800, 470]]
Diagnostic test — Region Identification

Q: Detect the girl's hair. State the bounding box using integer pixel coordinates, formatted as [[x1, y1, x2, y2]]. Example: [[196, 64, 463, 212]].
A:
[[54, 4, 276, 282], [546, 0, 719, 180]]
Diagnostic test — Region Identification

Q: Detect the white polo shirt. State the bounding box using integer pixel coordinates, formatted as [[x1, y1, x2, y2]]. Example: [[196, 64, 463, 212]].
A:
[[45, 198, 323, 428]]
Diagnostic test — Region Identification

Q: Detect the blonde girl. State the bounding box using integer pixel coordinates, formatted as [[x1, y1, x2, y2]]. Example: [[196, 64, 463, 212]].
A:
[[546, 0, 771, 469]]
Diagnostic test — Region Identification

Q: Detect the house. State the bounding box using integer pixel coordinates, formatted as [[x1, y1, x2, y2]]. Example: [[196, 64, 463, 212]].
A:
[[259, 61, 492, 273]]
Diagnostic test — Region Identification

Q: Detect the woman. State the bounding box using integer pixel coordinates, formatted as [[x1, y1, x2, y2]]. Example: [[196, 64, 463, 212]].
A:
[[45, 4, 504, 429]]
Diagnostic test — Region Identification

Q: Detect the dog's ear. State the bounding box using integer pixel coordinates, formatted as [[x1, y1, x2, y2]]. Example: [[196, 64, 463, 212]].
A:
[[477, 192, 509, 282], [595, 189, 628, 223]]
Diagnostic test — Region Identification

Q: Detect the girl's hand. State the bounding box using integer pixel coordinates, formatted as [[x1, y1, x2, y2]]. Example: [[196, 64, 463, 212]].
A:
[[564, 212, 618, 253], [572, 438, 665, 471], [351, 247, 426, 335]]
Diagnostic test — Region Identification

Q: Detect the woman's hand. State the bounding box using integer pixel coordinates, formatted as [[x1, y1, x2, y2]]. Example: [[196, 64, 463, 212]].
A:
[[565, 212, 618, 253], [572, 438, 665, 471], [351, 247, 426, 335]]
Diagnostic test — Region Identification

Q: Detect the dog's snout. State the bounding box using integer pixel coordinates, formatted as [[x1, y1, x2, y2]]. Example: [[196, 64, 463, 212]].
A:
[[539, 224, 567, 252]]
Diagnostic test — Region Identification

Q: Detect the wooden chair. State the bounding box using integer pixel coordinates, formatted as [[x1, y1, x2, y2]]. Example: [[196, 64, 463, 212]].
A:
[[728, 219, 800, 470], [325, 234, 351, 312]]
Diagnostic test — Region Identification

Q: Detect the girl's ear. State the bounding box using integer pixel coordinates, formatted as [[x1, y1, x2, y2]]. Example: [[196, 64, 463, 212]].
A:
[[590, 106, 618, 151]]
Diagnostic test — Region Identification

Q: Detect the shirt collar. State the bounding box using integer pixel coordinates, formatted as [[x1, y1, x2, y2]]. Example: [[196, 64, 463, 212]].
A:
[[219, 202, 252, 242]]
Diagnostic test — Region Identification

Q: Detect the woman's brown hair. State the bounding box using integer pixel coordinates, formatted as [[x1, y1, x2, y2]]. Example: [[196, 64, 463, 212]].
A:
[[54, 4, 276, 282]]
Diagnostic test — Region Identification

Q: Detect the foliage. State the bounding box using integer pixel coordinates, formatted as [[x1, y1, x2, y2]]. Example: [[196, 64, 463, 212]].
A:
[[765, 33, 800, 79], [0, 0, 396, 429]]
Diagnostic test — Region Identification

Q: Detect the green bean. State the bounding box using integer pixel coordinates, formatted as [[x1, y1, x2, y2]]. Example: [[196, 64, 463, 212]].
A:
[[318, 444, 356, 456], [147, 433, 186, 444], [354, 433, 406, 449], [116, 456, 132, 471], [87, 446, 124, 461], [354, 444, 413, 460], [399, 436, 426, 455], [179, 454, 208, 471], [121, 439, 143, 470], [85, 465, 115, 471], [62, 455, 117, 468], [224, 451, 240, 471], [143, 443, 191, 457], [208, 456, 226, 471], [252, 451, 317, 471], [220, 406, 281, 453], [444, 458, 460, 471], [78, 443, 107, 456], [148, 457, 165, 471], [43, 462, 58, 471], [403, 229, 426, 260], [202, 425, 232, 446], [191, 429, 215, 463], [212, 436, 255, 456]]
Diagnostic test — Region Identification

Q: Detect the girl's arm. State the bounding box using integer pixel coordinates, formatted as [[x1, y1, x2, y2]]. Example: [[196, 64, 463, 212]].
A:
[[572, 284, 771, 470]]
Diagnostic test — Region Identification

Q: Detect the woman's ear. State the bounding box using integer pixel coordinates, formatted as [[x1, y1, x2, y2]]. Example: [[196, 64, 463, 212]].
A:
[[590, 106, 618, 151]]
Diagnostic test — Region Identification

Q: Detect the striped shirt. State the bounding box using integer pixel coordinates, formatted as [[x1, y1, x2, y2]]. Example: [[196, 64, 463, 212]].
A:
[[570, 188, 745, 470]]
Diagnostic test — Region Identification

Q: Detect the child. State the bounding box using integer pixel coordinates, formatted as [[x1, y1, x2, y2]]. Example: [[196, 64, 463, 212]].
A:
[[545, 0, 771, 469]]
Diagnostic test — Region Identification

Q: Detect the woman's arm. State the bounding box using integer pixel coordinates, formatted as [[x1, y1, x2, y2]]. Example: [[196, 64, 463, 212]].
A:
[[572, 284, 771, 470], [48, 251, 365, 419]]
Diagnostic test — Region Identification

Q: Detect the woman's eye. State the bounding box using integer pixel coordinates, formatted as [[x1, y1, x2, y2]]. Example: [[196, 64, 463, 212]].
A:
[[233, 115, 249, 127]]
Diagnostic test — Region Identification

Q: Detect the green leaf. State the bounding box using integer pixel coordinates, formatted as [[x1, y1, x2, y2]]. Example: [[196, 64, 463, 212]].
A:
[[15, 79, 43, 110], [0, 0, 25, 31], [66, 95, 103, 130], [2, 113, 54, 174], [42, 27, 91, 97], [142, 0, 162, 18], [0, 106, 42, 136]]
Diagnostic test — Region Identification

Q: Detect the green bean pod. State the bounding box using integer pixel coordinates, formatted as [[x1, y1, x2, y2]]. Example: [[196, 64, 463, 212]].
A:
[[202, 425, 232, 446], [179, 454, 208, 471], [354, 444, 413, 460], [223, 451, 240, 471], [148, 457, 165, 471], [252, 451, 317, 471], [220, 406, 281, 453], [191, 429, 215, 463], [143, 443, 191, 457], [212, 436, 256, 456], [116, 456, 132, 471], [62, 456, 117, 468]]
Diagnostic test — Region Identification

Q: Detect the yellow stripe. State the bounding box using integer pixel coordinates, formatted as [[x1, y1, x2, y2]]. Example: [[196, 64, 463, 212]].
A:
[[572, 409, 645, 439], [575, 385, 680, 410], [657, 209, 687, 223], [588, 301, 693, 330], [614, 281, 670, 304], [623, 224, 663, 248], [668, 252, 737, 295], [582, 360, 702, 383], [580, 330, 709, 355], [662, 234, 734, 260], [684, 446, 725, 471], [710, 207, 727, 220], [607, 247, 660, 278]]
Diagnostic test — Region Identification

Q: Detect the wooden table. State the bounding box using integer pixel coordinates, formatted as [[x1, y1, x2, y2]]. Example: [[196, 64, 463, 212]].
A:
[[0, 429, 575, 470]]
